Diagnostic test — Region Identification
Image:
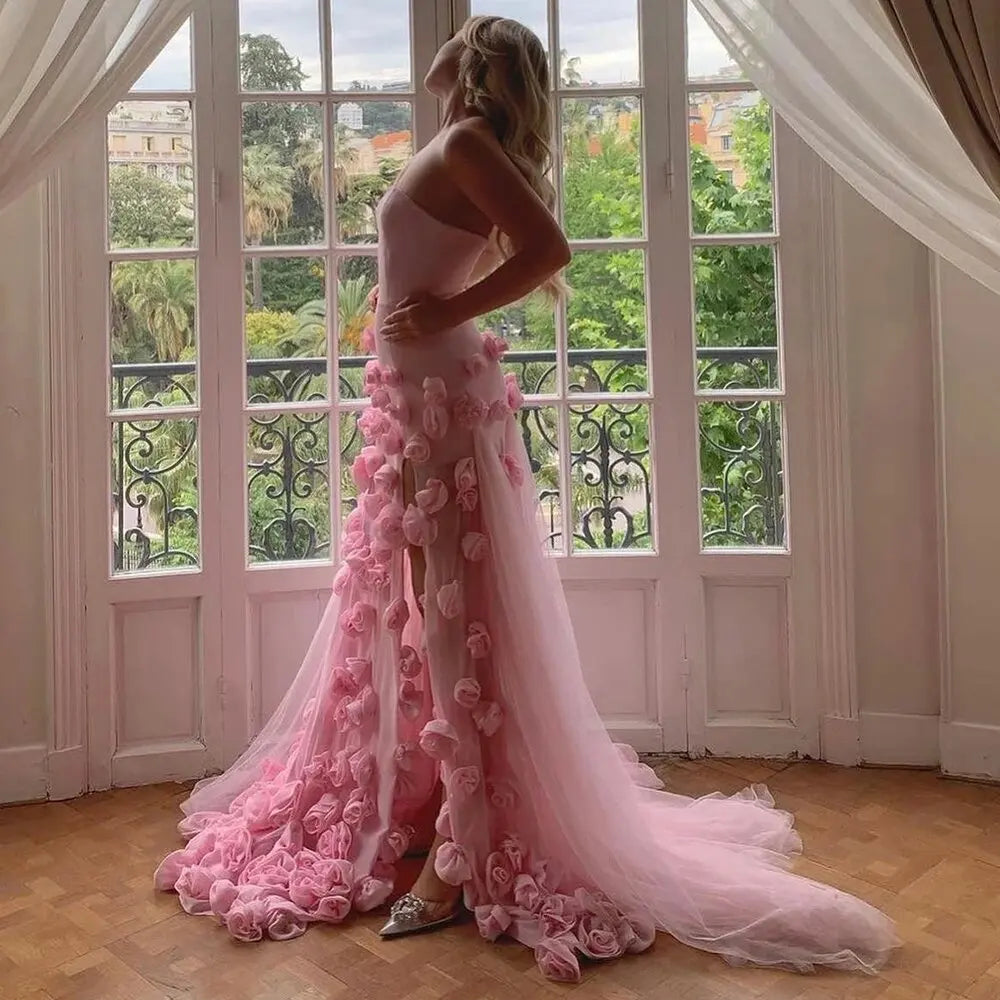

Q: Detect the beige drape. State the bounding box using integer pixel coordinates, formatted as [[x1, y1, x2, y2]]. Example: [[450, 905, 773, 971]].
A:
[[879, 1, 1000, 197]]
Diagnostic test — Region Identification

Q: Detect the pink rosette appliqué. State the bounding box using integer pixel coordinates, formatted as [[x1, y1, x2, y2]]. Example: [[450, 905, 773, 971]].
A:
[[487, 399, 509, 423], [339, 601, 376, 637], [487, 778, 518, 810], [225, 898, 268, 942], [382, 367, 403, 389], [175, 865, 214, 914], [378, 826, 411, 864], [302, 792, 343, 836], [454, 456, 478, 511], [209, 878, 240, 917], [354, 875, 393, 912], [373, 502, 406, 550], [402, 503, 438, 548], [341, 789, 376, 830], [463, 353, 488, 377], [422, 376, 450, 440], [454, 391, 487, 428], [371, 386, 391, 411], [383, 597, 410, 632], [435, 801, 453, 839], [454, 676, 481, 708], [482, 331, 509, 361], [623, 911, 656, 954], [485, 850, 516, 903], [381, 424, 404, 456], [513, 873, 543, 913], [372, 463, 399, 497], [345, 656, 372, 687], [332, 563, 352, 596], [315, 894, 352, 923], [316, 820, 353, 859], [500, 833, 527, 873], [346, 685, 377, 727], [540, 893, 581, 939], [419, 719, 459, 760], [436, 580, 464, 619], [415, 478, 448, 514], [535, 936, 582, 984], [264, 898, 310, 941], [461, 531, 490, 562], [504, 372, 524, 412], [502, 453, 525, 487], [449, 765, 481, 800], [466, 621, 491, 659], [403, 432, 431, 464], [577, 913, 627, 960], [434, 841, 473, 885], [329, 749, 353, 787], [399, 644, 422, 678], [472, 700, 503, 736], [349, 748, 375, 789], [363, 359, 384, 396], [475, 904, 512, 942], [359, 407, 391, 445], [398, 679, 424, 721]]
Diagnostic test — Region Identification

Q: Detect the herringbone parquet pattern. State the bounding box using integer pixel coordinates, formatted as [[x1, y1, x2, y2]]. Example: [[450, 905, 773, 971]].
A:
[[2, 759, 999, 1000]]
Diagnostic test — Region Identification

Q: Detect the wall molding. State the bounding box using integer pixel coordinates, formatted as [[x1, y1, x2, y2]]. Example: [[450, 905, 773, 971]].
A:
[[812, 169, 860, 739], [42, 170, 88, 801], [859, 711, 940, 767], [940, 721, 1000, 781], [0, 745, 47, 804]]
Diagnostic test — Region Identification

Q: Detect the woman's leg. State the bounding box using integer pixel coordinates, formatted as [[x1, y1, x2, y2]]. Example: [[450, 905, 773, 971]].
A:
[[400, 459, 462, 914]]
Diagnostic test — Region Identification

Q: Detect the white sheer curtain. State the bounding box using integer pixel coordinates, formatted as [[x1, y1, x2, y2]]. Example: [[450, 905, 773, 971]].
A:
[[692, 0, 1000, 296], [0, 0, 191, 213]]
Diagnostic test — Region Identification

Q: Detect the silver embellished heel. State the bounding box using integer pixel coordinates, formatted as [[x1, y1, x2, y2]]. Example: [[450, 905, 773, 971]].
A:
[[378, 892, 461, 938]]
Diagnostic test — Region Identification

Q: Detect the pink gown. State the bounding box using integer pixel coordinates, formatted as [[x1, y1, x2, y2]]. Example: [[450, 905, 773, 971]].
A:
[[155, 185, 899, 981]]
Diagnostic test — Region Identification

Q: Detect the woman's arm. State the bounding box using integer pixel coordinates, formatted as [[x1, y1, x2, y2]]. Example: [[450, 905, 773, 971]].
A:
[[381, 120, 569, 341]]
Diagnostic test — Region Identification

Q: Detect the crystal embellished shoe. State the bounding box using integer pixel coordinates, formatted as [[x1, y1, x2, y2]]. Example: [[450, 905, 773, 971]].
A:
[[378, 892, 461, 938]]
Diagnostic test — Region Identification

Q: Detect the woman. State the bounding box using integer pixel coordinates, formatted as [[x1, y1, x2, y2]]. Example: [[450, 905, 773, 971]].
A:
[[156, 16, 898, 982]]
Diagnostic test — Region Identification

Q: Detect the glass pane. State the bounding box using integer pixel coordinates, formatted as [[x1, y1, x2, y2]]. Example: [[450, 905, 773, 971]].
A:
[[339, 409, 363, 521], [687, 2, 745, 84], [240, 3, 322, 91], [248, 411, 331, 562], [570, 402, 652, 551], [112, 418, 199, 573], [514, 406, 561, 550], [562, 96, 642, 240], [111, 259, 197, 410], [331, 0, 412, 90], [242, 103, 325, 246], [470, 1, 549, 55], [108, 101, 194, 249], [559, 1, 639, 87], [566, 250, 647, 393], [336, 257, 378, 394], [689, 91, 773, 234], [700, 400, 784, 547], [478, 292, 557, 396], [693, 245, 777, 390], [334, 101, 412, 243], [245, 257, 327, 403], [132, 20, 192, 91]]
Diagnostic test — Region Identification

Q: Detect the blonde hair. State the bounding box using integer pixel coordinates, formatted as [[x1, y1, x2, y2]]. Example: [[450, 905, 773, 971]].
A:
[[457, 15, 567, 300]]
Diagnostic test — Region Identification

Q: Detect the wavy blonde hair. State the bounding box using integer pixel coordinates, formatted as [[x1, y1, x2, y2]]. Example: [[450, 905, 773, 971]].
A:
[[457, 15, 567, 299]]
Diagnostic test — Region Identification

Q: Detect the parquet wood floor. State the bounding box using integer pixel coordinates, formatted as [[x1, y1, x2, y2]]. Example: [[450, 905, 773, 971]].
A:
[[1, 759, 999, 1000]]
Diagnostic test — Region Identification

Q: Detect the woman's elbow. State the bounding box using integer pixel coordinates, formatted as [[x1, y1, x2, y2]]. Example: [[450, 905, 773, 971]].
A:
[[542, 234, 571, 273]]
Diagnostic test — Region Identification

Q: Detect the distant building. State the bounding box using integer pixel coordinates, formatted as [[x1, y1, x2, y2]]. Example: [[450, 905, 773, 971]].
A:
[[337, 102, 364, 130], [107, 101, 191, 183], [688, 90, 761, 187]]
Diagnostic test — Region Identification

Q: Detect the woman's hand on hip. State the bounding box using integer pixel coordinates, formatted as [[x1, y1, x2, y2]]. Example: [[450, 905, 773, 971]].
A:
[[381, 293, 458, 342]]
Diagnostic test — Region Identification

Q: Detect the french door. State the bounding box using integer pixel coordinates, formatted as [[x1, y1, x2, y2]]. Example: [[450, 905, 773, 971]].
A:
[[74, 0, 824, 791]]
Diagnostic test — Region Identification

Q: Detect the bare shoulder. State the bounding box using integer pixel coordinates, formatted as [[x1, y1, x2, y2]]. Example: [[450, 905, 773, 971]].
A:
[[441, 117, 505, 170]]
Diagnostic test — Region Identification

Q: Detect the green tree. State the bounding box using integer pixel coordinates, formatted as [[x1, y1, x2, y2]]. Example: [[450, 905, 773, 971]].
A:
[[112, 260, 196, 362], [108, 166, 188, 247], [243, 145, 293, 308]]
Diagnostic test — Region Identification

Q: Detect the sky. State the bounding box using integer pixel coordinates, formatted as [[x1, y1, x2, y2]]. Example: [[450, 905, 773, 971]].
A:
[[134, 1, 738, 93]]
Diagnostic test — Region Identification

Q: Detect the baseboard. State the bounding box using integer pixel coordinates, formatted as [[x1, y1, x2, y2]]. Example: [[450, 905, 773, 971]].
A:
[[940, 721, 1000, 781], [111, 739, 211, 788], [0, 744, 47, 805], [606, 720, 668, 754], [859, 711, 940, 766], [46, 745, 86, 800], [821, 714, 861, 765]]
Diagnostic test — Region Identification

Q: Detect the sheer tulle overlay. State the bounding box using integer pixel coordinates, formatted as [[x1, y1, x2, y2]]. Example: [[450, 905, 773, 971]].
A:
[[156, 186, 898, 980]]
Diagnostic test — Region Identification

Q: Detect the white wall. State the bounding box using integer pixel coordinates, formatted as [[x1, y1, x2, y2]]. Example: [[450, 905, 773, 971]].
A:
[[836, 180, 943, 765], [0, 186, 50, 801], [936, 261, 1000, 778]]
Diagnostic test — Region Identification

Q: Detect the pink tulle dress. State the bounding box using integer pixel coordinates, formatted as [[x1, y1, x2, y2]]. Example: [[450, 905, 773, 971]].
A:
[[155, 184, 899, 981]]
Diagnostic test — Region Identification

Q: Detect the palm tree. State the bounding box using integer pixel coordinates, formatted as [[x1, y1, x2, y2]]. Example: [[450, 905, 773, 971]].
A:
[[243, 144, 293, 308], [276, 277, 374, 356], [112, 260, 196, 362]]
